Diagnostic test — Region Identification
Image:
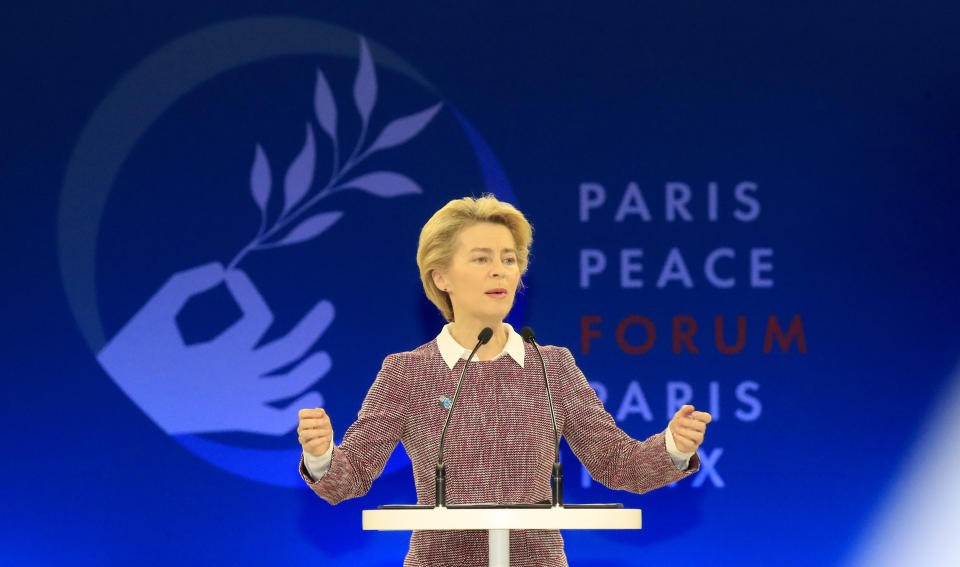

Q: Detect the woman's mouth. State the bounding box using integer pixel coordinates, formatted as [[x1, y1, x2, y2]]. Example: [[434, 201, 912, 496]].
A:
[[485, 288, 508, 298]]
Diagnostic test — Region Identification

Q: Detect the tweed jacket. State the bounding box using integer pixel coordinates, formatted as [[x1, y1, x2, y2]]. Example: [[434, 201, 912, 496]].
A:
[[299, 338, 701, 566]]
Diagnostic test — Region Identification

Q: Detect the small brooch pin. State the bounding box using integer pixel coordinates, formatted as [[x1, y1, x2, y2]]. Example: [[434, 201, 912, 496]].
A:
[[437, 394, 453, 410]]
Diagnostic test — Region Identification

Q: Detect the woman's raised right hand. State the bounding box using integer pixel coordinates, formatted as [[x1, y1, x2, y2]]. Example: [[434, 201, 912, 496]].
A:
[[297, 407, 334, 456]]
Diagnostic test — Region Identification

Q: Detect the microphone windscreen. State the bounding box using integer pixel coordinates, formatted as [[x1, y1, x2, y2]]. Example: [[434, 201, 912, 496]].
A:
[[519, 326, 536, 343], [478, 327, 494, 344]]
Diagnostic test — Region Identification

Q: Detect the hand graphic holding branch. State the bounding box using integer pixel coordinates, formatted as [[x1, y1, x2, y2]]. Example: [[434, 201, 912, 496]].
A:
[[98, 262, 333, 436]]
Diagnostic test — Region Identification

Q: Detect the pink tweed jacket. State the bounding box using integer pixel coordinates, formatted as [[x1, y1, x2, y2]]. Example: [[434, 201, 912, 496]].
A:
[[299, 339, 701, 566]]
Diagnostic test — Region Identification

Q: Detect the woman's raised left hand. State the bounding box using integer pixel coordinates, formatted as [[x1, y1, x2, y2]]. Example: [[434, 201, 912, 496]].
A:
[[669, 404, 712, 453]]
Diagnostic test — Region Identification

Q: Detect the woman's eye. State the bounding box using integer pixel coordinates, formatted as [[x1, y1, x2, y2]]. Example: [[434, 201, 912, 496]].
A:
[[504, 257, 517, 265], [473, 257, 488, 263]]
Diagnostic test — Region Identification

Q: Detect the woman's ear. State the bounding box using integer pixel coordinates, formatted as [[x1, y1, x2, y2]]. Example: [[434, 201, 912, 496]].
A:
[[431, 269, 448, 292]]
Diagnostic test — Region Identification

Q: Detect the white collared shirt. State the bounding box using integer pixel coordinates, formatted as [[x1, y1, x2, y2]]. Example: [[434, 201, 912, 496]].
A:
[[303, 323, 693, 479], [436, 322, 526, 369]]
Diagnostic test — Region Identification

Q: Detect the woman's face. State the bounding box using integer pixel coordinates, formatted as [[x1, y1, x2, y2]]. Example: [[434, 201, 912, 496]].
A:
[[433, 222, 520, 324]]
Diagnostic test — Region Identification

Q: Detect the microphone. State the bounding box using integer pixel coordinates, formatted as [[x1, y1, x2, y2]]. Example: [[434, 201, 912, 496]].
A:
[[520, 326, 563, 508], [435, 326, 494, 508]]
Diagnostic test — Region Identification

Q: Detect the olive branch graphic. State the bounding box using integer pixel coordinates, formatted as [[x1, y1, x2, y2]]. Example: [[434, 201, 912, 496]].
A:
[[228, 37, 442, 270]]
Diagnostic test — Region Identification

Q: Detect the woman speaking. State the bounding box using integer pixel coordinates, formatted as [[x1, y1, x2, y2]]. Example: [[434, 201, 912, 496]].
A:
[[296, 195, 711, 566]]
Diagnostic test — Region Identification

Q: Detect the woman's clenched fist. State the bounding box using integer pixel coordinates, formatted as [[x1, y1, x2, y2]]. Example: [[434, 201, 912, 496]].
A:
[[297, 407, 334, 456], [668, 404, 712, 454]]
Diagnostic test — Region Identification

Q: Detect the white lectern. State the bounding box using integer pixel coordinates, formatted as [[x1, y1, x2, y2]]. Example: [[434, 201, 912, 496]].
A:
[[363, 505, 641, 567]]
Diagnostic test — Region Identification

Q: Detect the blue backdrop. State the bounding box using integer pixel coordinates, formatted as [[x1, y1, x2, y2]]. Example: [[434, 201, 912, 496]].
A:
[[3, 2, 959, 566]]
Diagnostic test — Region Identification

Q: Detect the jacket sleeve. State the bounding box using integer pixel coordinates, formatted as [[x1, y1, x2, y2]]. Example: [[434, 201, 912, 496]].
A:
[[555, 347, 700, 494], [299, 354, 408, 504]]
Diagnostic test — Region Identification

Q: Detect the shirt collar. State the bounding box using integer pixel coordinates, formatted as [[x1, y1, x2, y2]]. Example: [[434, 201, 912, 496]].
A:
[[436, 322, 525, 370]]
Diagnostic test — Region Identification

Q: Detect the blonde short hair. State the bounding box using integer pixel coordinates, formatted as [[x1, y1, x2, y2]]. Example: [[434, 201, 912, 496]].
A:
[[417, 195, 533, 322]]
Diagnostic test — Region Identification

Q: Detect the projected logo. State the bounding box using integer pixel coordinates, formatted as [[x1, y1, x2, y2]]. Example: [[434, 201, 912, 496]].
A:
[[58, 19, 516, 487]]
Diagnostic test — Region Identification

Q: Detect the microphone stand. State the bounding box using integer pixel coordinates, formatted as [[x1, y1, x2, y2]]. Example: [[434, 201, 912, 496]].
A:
[[435, 327, 493, 508], [521, 327, 563, 508]]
